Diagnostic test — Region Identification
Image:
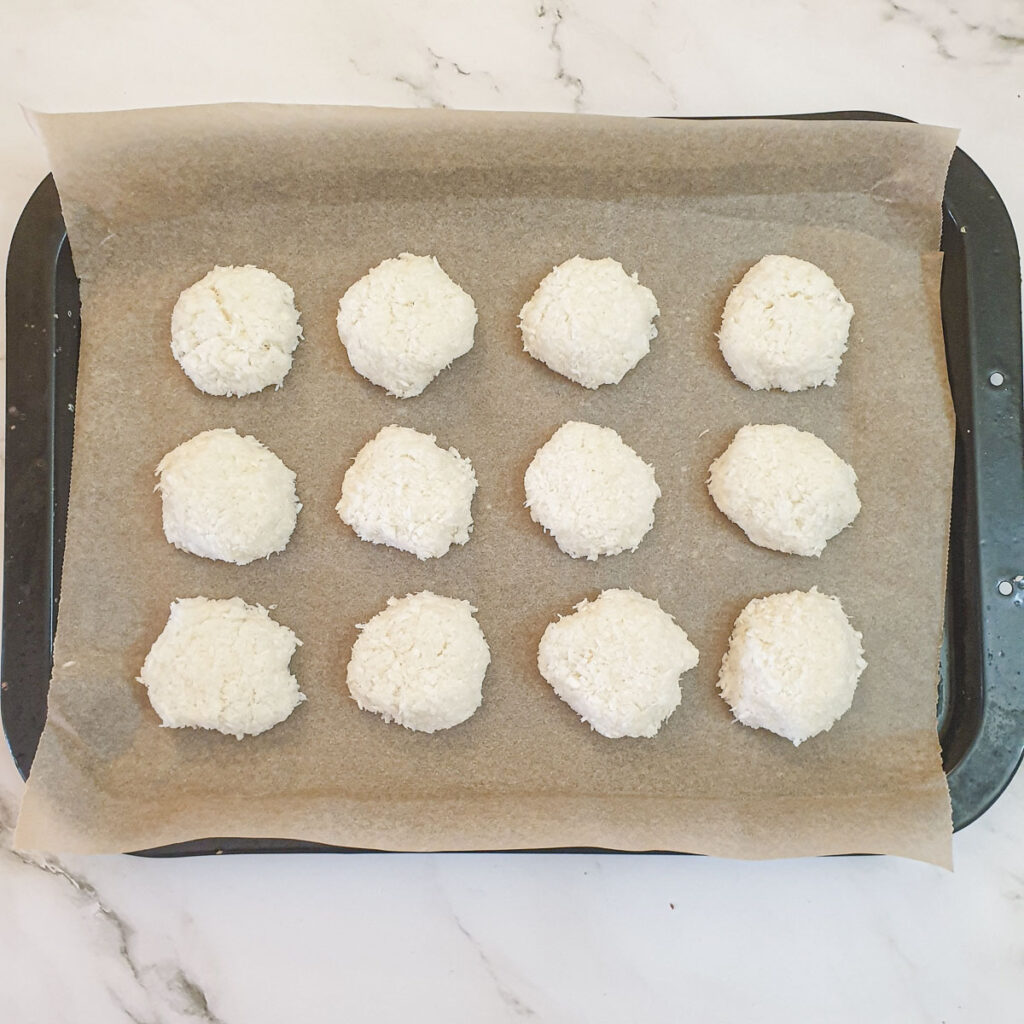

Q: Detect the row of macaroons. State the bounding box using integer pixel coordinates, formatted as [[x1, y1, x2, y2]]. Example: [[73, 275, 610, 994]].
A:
[[156, 419, 862, 567], [169, 253, 855, 400], [138, 586, 866, 748]]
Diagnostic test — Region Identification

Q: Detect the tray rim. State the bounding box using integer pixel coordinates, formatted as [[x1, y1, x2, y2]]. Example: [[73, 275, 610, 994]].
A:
[[3, 109, 1022, 856]]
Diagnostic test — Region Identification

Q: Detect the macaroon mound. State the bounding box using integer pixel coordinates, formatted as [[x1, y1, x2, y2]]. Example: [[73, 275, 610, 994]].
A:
[[524, 421, 660, 560], [336, 252, 478, 398], [718, 255, 854, 391], [337, 425, 477, 560], [156, 427, 301, 565], [346, 591, 491, 733], [718, 588, 866, 746], [171, 265, 302, 396], [707, 423, 860, 556], [519, 256, 660, 388], [138, 597, 305, 739], [537, 589, 699, 739]]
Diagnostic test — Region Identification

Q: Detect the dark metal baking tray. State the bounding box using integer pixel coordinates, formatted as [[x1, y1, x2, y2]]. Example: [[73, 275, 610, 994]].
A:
[[4, 112, 1023, 857]]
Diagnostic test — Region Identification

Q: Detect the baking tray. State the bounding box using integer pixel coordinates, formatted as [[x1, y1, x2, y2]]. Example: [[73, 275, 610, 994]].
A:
[[4, 112, 1023, 857]]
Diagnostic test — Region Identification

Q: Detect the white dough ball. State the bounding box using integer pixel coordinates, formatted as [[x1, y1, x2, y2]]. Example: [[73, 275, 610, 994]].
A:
[[156, 428, 301, 565], [718, 588, 866, 746], [337, 253, 478, 398], [708, 424, 860, 557], [519, 256, 660, 388], [346, 591, 491, 733], [337, 425, 477, 560], [538, 589, 699, 739], [718, 255, 854, 391], [138, 597, 305, 739], [524, 421, 660, 559], [171, 265, 302, 396]]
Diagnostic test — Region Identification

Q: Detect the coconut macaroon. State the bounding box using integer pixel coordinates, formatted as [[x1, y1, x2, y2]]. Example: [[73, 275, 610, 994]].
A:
[[337, 253, 478, 398], [718, 588, 866, 746], [538, 589, 699, 739], [171, 265, 303, 397], [708, 424, 860, 556], [346, 591, 491, 733], [718, 255, 854, 391], [138, 597, 305, 739], [156, 428, 301, 565], [337, 425, 477, 560], [524, 421, 660, 559], [519, 256, 660, 388]]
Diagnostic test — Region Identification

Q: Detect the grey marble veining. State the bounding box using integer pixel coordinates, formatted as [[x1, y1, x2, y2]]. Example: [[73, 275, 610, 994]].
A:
[[0, 778, 225, 1023], [2, 0, 1023, 1021], [883, 0, 1024, 63]]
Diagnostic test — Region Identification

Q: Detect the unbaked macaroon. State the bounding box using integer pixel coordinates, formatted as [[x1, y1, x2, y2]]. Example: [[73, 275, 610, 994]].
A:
[[138, 597, 305, 739], [525, 421, 660, 559], [718, 255, 854, 391], [707, 423, 860, 556], [156, 428, 301, 565], [337, 425, 477, 559], [346, 591, 491, 733], [519, 256, 660, 388], [538, 589, 699, 739], [718, 588, 866, 746], [337, 253, 478, 398], [171, 265, 303, 396]]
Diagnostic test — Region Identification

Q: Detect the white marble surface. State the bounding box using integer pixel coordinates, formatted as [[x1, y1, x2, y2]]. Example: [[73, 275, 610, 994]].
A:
[[2, 1, 1023, 1021]]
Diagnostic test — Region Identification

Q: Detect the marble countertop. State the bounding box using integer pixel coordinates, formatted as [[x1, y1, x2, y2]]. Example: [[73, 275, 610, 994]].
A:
[[2, 2, 1023, 1021]]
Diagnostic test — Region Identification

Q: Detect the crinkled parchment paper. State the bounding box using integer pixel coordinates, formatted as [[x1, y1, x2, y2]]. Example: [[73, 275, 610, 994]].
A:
[[14, 106, 957, 863]]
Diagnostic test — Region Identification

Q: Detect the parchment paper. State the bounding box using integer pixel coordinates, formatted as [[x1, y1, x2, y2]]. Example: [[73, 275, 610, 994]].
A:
[[14, 105, 958, 864]]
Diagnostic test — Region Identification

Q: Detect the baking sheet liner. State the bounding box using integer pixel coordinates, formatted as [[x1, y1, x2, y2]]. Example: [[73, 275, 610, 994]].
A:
[[13, 105, 957, 863]]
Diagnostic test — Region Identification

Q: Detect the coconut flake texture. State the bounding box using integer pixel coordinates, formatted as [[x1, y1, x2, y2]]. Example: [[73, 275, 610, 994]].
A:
[[524, 421, 660, 560], [519, 256, 660, 389], [156, 428, 301, 565], [138, 597, 305, 740], [718, 588, 866, 746], [337, 425, 477, 560], [336, 252, 478, 398], [347, 591, 491, 733], [538, 589, 699, 739], [170, 265, 303, 397], [718, 255, 854, 391], [708, 423, 860, 557]]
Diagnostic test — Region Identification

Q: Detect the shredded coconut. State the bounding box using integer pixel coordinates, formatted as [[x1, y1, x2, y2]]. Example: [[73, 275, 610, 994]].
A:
[[538, 589, 699, 738], [346, 591, 491, 733], [171, 265, 302, 396], [519, 256, 660, 388], [708, 423, 860, 556], [718, 588, 866, 746], [337, 425, 477, 559], [138, 597, 305, 739], [524, 421, 660, 559], [156, 428, 300, 565], [718, 255, 854, 391], [337, 253, 478, 398]]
